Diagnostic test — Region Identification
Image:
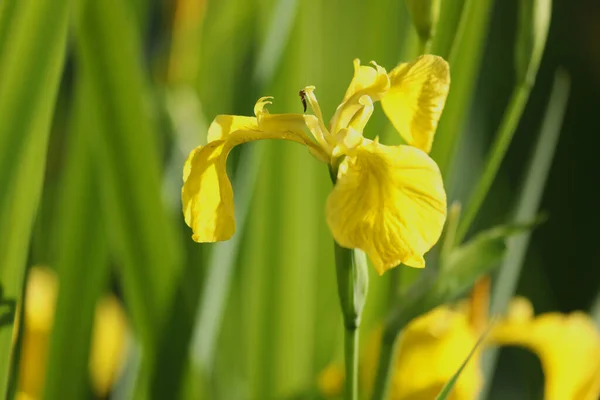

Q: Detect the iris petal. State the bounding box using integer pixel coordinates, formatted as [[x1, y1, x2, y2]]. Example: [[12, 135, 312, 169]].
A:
[[393, 307, 481, 400], [326, 140, 446, 274], [492, 298, 600, 400], [342, 59, 390, 103], [182, 140, 235, 242], [207, 115, 259, 142], [330, 60, 390, 135], [183, 125, 327, 242], [381, 55, 450, 154]]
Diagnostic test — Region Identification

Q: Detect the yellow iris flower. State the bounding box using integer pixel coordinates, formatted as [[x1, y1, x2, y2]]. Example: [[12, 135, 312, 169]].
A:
[[388, 306, 482, 400], [492, 297, 600, 400], [16, 267, 128, 399], [356, 297, 600, 400], [182, 55, 450, 274], [359, 306, 482, 400]]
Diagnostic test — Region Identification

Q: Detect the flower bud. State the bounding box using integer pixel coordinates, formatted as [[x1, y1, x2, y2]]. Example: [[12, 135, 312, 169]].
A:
[[515, 0, 552, 85], [405, 0, 442, 44]]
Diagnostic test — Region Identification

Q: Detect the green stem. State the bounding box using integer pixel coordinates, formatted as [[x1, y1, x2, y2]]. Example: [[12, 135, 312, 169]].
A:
[[592, 290, 600, 328], [370, 270, 436, 400], [333, 243, 368, 400], [440, 202, 461, 266], [418, 37, 432, 55], [455, 82, 532, 243], [344, 326, 359, 400], [370, 329, 397, 400], [387, 268, 400, 309]]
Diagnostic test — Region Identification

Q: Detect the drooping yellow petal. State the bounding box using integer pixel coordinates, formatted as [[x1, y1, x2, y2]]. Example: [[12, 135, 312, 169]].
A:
[[182, 141, 235, 242], [183, 126, 326, 242], [207, 97, 316, 142], [381, 55, 450, 153], [206, 115, 258, 142], [207, 97, 330, 161], [330, 60, 390, 135], [491, 298, 600, 400], [326, 140, 446, 274]]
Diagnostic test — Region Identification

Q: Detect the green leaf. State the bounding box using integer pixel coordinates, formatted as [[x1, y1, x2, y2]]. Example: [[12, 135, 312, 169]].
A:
[[480, 69, 570, 398], [455, 84, 533, 243], [453, 0, 551, 242], [490, 70, 569, 329], [429, 0, 495, 175], [182, 1, 303, 398], [435, 220, 543, 301], [191, 145, 262, 374], [435, 322, 492, 400], [74, 0, 185, 397], [74, 0, 183, 348], [43, 74, 110, 400], [431, 0, 466, 59], [435, 229, 507, 299], [514, 0, 551, 85], [0, 0, 69, 394]]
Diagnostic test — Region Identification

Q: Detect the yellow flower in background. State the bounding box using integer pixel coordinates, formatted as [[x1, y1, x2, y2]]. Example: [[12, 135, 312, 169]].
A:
[[358, 306, 481, 400], [89, 295, 129, 396], [350, 294, 600, 400], [16, 267, 128, 399], [492, 297, 600, 400], [18, 267, 57, 399], [318, 363, 345, 398], [387, 307, 482, 400], [182, 55, 450, 274]]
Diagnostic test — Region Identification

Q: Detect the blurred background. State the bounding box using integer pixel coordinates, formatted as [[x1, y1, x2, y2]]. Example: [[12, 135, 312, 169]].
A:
[[0, 0, 599, 399]]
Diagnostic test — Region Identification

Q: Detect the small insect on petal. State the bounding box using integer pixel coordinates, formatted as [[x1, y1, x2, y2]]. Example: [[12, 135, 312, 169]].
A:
[[299, 89, 308, 113]]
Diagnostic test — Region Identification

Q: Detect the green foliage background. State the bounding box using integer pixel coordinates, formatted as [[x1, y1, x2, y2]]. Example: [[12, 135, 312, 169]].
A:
[[0, 0, 598, 399]]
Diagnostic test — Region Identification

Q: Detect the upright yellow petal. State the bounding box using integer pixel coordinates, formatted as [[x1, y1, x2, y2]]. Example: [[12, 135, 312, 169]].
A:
[[342, 59, 390, 103], [381, 55, 450, 153], [326, 140, 446, 274], [330, 60, 390, 135], [492, 297, 600, 400]]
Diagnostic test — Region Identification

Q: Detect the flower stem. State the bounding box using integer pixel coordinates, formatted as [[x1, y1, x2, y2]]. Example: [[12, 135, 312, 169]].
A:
[[344, 325, 359, 400], [333, 243, 368, 400], [370, 328, 397, 400]]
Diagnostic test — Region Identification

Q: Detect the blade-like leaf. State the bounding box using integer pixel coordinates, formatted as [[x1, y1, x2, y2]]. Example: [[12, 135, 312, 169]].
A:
[[480, 70, 571, 398], [189, 0, 303, 398], [435, 322, 493, 400], [43, 74, 110, 400], [429, 0, 495, 175], [0, 0, 69, 394], [431, 0, 466, 59], [74, 0, 183, 349], [435, 220, 544, 301], [74, 0, 185, 397]]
